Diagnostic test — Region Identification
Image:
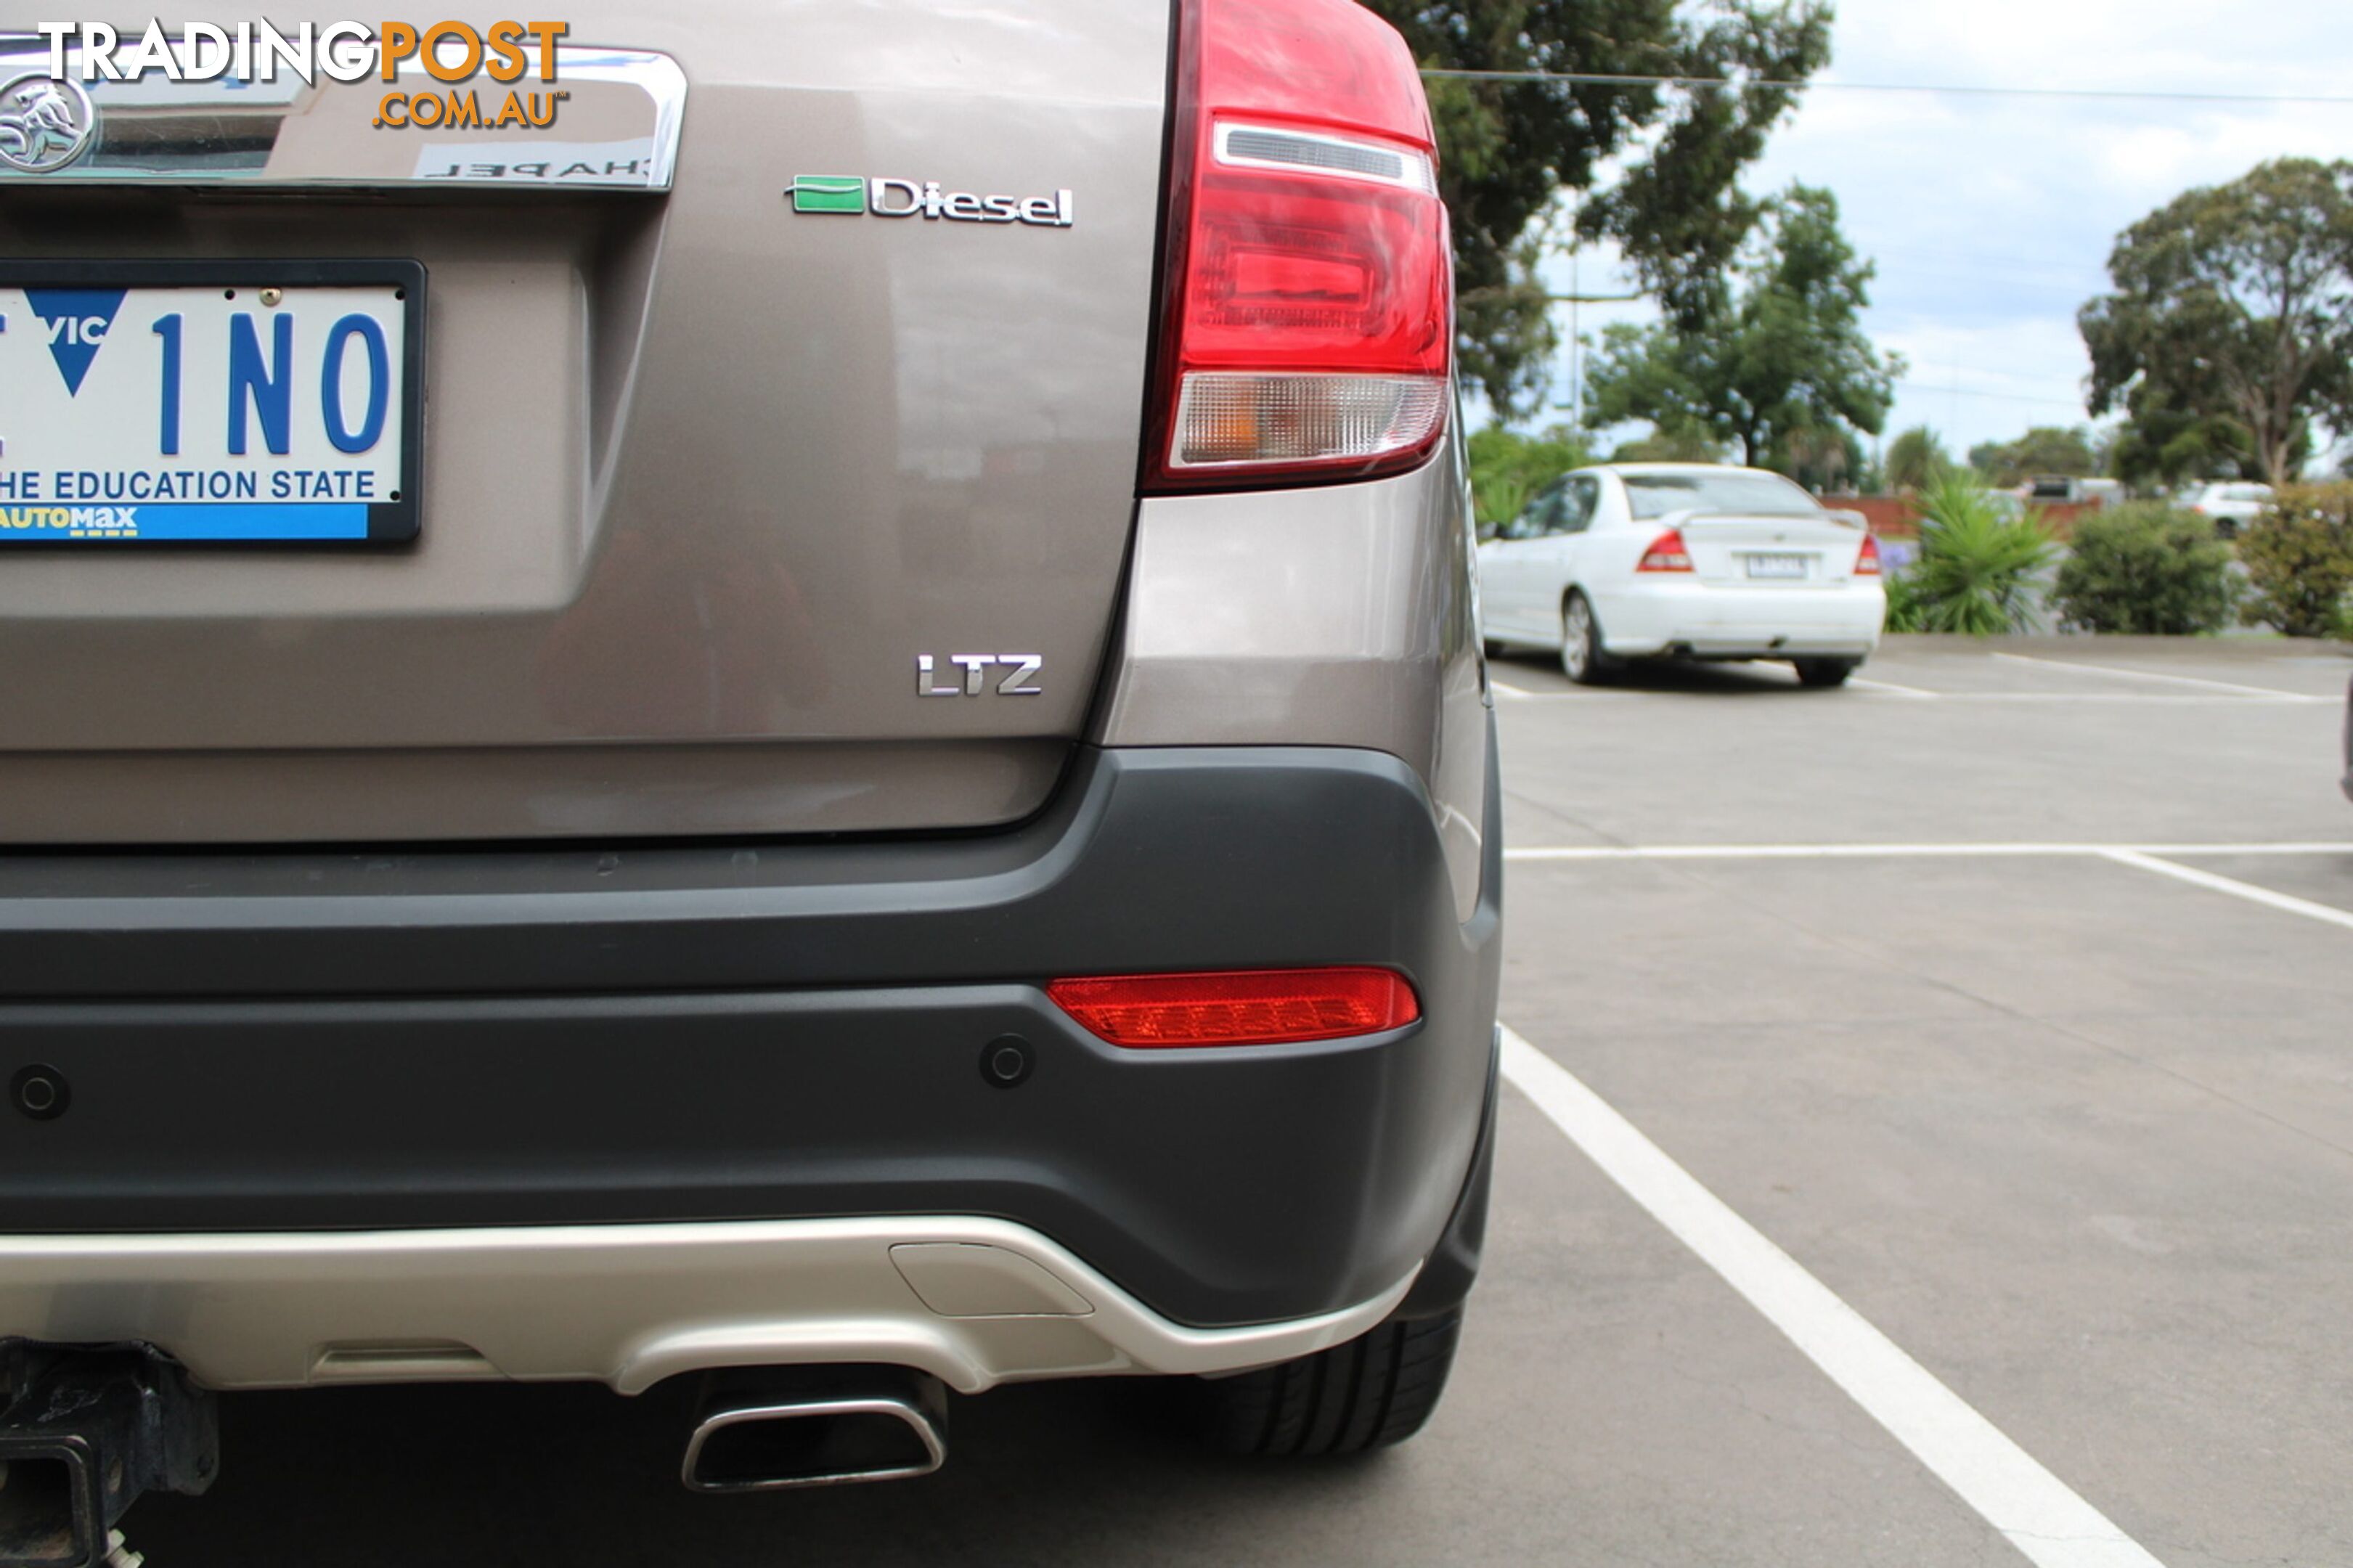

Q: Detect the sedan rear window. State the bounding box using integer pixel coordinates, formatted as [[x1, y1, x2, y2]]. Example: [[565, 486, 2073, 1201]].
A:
[[1621, 471, 1824, 519]]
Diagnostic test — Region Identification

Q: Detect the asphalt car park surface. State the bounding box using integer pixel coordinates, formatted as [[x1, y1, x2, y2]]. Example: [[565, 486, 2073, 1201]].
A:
[[136, 635, 2353, 1567]]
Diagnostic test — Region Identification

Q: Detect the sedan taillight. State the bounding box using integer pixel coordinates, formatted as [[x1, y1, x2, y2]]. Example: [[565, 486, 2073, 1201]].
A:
[[1141, 0, 1453, 491], [1636, 529, 1694, 573], [1855, 534, 1883, 576]]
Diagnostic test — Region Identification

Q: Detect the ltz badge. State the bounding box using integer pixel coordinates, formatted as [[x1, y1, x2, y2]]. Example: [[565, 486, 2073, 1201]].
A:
[[916, 656, 1045, 698]]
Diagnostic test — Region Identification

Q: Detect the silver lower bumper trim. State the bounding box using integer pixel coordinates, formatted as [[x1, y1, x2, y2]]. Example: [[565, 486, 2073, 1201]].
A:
[[0, 1217, 1417, 1395]]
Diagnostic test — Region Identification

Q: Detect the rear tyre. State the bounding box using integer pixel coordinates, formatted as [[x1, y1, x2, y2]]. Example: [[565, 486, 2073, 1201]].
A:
[[1793, 657, 1859, 688], [1197, 1307, 1465, 1457], [1559, 592, 1619, 685]]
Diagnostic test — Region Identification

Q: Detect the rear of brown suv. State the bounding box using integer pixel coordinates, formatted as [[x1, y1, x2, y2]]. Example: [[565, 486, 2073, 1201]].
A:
[[0, 0, 1499, 1548]]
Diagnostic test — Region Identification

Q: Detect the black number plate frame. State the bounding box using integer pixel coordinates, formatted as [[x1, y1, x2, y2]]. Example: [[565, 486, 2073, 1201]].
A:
[[0, 258, 426, 547]]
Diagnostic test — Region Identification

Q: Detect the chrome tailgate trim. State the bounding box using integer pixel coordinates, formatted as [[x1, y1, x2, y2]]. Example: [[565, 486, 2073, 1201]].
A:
[[0, 38, 684, 190]]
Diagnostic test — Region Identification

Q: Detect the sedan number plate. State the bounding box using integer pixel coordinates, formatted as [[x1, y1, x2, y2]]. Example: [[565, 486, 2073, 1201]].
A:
[[1744, 552, 1810, 580], [0, 261, 423, 545]]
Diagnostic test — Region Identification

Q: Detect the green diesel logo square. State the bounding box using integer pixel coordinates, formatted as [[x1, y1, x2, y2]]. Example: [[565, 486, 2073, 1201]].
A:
[[792, 176, 866, 214]]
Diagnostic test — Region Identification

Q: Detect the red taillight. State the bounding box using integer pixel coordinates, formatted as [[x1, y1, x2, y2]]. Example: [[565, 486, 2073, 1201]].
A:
[[1636, 529, 1693, 573], [1855, 534, 1882, 576], [1047, 967, 1421, 1048], [1142, 0, 1453, 491]]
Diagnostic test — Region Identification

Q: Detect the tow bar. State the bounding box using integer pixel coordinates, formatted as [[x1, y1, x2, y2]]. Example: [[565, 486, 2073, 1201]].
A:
[[0, 1344, 217, 1568]]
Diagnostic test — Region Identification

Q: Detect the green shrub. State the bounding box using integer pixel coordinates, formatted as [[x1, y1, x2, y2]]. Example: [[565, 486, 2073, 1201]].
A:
[[2050, 503, 2239, 634], [1468, 425, 1590, 533], [1882, 566, 1927, 632], [2239, 484, 2353, 638], [1898, 474, 2058, 635]]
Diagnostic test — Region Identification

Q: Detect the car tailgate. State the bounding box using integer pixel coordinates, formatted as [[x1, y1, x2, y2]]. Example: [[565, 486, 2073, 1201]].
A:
[[0, 1, 1170, 844]]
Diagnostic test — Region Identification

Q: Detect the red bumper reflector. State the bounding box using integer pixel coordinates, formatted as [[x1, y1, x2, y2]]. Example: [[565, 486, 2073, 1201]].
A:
[[1047, 968, 1422, 1048]]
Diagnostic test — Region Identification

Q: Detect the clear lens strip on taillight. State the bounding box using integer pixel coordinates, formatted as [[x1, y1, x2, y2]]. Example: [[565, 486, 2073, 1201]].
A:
[[1211, 121, 1438, 195], [1145, 0, 1454, 491], [1173, 372, 1449, 469]]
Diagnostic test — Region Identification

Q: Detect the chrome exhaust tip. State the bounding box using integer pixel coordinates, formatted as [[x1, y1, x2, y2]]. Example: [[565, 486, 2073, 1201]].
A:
[[681, 1368, 947, 1493]]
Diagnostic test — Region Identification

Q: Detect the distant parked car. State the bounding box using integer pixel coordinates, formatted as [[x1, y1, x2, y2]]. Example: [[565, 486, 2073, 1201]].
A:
[[2019, 475, 2123, 507], [1478, 464, 1887, 687], [2186, 481, 2275, 539]]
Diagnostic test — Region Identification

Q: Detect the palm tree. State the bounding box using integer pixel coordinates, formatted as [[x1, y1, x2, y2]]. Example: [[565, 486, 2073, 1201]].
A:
[[1899, 473, 2058, 634], [1885, 426, 1952, 493]]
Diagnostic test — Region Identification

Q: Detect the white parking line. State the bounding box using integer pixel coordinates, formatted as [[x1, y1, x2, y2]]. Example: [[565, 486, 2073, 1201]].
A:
[[1989, 651, 2311, 701], [1487, 682, 1641, 703], [1507, 841, 2353, 862], [1498, 1027, 2169, 1568], [2100, 849, 2353, 934], [1492, 683, 2332, 705], [1848, 675, 1942, 698], [1920, 693, 2337, 704]]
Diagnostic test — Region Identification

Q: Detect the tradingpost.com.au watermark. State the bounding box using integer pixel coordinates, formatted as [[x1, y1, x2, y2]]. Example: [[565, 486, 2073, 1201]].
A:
[[30, 20, 575, 129]]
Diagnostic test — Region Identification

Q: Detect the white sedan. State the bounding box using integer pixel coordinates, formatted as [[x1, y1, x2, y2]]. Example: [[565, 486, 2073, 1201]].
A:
[[1477, 463, 1887, 687], [2185, 481, 2273, 539]]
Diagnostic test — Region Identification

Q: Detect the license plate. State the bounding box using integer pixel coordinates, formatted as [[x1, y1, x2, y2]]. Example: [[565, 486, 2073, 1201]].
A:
[[1744, 552, 1809, 580], [0, 261, 423, 545]]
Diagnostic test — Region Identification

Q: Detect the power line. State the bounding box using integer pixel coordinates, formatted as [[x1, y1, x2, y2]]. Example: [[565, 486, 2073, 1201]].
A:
[[1893, 380, 2087, 409], [1419, 68, 2353, 106]]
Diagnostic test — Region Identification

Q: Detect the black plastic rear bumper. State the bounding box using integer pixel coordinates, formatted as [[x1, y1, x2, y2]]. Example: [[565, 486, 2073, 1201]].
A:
[[0, 734, 1501, 1331]]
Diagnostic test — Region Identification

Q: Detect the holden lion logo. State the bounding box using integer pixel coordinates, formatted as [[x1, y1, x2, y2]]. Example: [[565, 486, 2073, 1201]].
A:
[[0, 73, 97, 173]]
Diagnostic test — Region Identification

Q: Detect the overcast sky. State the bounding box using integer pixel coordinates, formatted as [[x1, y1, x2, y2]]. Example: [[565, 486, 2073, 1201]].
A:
[[1536, 0, 2353, 463]]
